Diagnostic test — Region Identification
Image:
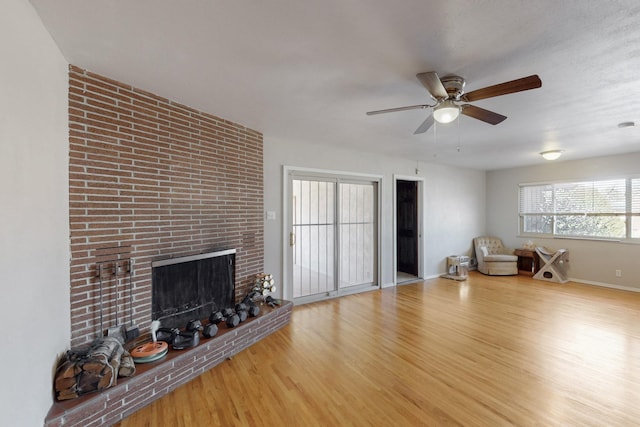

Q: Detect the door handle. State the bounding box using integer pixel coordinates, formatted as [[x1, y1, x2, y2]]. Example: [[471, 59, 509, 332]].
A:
[[289, 232, 296, 247]]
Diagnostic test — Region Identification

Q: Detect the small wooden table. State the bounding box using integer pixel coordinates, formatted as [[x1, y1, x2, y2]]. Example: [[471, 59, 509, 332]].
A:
[[514, 249, 540, 276]]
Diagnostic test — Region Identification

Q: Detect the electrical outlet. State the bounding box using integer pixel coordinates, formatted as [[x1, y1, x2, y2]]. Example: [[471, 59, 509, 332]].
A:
[[615, 269, 622, 277]]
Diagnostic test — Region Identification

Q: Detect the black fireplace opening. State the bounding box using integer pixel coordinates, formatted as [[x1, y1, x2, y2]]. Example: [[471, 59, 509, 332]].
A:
[[151, 248, 235, 329]]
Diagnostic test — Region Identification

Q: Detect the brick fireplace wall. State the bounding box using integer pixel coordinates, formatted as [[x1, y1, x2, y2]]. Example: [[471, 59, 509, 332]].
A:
[[68, 65, 264, 347]]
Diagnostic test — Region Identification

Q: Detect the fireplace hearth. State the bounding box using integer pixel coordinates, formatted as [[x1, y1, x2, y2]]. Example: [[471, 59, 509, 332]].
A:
[[45, 300, 292, 427]]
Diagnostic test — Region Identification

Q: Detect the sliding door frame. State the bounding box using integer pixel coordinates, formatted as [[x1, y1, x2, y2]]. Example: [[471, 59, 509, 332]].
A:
[[282, 165, 383, 303]]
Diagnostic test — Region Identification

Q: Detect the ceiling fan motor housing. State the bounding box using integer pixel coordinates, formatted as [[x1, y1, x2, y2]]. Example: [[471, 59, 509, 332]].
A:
[[439, 75, 466, 100]]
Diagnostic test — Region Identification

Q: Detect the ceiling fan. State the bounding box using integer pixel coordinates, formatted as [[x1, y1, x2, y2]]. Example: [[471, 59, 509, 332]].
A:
[[366, 72, 542, 134]]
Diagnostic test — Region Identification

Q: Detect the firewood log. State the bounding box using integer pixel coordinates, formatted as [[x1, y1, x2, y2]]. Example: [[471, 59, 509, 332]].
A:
[[106, 347, 122, 388], [77, 371, 101, 393], [57, 360, 77, 379], [89, 337, 122, 361], [81, 358, 108, 375], [118, 351, 136, 377], [54, 376, 77, 392], [54, 336, 127, 399], [97, 369, 113, 390], [57, 386, 79, 401]]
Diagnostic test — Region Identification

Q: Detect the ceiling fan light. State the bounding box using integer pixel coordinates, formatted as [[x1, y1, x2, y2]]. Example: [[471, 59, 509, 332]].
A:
[[540, 150, 563, 160], [433, 100, 460, 124]]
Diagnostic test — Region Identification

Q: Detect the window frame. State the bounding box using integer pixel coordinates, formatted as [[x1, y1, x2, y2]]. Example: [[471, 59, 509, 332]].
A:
[[519, 177, 640, 242]]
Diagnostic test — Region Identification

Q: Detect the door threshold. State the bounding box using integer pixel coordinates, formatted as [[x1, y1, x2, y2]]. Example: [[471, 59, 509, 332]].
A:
[[396, 272, 420, 285]]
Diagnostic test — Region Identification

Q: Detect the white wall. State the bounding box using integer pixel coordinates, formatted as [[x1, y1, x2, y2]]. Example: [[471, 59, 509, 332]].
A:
[[263, 137, 486, 294], [487, 152, 640, 290], [0, 1, 69, 425]]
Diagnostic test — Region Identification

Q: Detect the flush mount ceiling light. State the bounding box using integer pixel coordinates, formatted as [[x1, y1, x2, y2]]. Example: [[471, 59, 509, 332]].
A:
[[432, 99, 460, 124], [540, 150, 563, 160], [618, 121, 635, 128]]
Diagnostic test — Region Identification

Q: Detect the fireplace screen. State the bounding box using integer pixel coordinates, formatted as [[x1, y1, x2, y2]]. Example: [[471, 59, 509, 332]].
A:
[[151, 248, 235, 328]]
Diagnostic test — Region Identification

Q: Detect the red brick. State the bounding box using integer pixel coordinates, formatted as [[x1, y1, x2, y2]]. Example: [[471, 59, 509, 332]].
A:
[[67, 66, 264, 349]]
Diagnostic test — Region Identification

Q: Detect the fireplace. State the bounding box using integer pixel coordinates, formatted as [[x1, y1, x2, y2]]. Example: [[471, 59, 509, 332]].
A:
[[152, 248, 236, 329], [50, 66, 277, 426], [67, 66, 265, 348]]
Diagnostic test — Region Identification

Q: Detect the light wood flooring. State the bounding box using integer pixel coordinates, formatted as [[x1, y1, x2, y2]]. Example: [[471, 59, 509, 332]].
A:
[[116, 272, 640, 426]]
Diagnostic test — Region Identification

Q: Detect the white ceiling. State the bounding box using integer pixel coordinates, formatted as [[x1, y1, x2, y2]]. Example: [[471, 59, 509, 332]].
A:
[[29, 0, 640, 170]]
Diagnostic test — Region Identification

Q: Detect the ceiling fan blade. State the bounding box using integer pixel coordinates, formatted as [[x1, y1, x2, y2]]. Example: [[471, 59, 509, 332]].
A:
[[366, 104, 430, 115], [460, 104, 507, 125], [461, 75, 542, 102], [414, 114, 435, 134], [416, 72, 448, 100]]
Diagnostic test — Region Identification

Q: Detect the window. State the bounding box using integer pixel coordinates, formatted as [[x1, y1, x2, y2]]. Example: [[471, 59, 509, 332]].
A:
[[519, 178, 640, 240]]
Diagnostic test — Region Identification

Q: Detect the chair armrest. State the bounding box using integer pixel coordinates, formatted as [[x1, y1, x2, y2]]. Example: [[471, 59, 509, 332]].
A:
[[475, 245, 488, 262]]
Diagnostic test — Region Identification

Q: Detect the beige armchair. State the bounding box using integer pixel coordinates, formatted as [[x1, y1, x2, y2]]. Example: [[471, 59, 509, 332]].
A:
[[473, 236, 518, 276]]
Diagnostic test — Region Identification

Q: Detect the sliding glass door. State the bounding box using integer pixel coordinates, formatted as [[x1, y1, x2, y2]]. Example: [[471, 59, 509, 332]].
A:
[[338, 182, 376, 289], [291, 178, 336, 298], [288, 171, 378, 303]]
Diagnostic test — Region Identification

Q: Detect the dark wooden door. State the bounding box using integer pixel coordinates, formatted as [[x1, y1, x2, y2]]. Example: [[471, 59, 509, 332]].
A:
[[397, 180, 418, 276]]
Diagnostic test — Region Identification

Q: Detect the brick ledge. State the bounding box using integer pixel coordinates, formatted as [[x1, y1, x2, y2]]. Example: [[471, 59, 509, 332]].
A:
[[45, 301, 293, 427]]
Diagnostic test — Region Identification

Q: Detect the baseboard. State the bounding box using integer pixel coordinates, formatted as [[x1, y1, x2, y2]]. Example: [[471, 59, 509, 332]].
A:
[[569, 278, 640, 293]]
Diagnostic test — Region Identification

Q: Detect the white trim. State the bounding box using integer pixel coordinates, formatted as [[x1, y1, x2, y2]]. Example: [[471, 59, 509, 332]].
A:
[[519, 173, 640, 187], [569, 278, 640, 293], [284, 165, 383, 181], [281, 165, 290, 301], [291, 285, 380, 306]]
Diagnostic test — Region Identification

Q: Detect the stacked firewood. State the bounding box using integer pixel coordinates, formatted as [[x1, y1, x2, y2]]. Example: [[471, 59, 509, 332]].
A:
[[54, 337, 135, 401]]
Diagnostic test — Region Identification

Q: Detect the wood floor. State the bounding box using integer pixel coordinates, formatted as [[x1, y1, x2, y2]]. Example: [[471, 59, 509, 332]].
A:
[[116, 272, 640, 426]]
